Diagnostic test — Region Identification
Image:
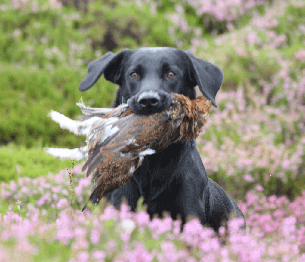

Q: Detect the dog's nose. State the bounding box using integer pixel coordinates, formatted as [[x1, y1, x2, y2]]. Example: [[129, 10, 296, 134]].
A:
[[137, 91, 160, 108], [128, 90, 172, 115]]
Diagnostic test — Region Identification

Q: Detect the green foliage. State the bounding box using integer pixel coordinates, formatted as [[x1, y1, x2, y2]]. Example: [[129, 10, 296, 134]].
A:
[[0, 143, 83, 183], [0, 3, 90, 69], [81, 0, 175, 53], [273, 4, 305, 47], [0, 65, 116, 148]]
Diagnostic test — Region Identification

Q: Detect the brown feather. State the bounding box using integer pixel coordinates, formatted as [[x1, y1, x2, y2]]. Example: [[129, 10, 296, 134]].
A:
[[80, 93, 212, 205]]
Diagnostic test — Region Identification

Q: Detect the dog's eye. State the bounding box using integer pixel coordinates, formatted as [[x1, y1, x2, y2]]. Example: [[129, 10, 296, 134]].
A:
[[131, 73, 138, 79], [167, 72, 175, 78]]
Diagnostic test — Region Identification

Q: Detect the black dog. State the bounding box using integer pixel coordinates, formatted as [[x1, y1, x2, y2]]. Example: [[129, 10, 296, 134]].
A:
[[79, 47, 246, 232]]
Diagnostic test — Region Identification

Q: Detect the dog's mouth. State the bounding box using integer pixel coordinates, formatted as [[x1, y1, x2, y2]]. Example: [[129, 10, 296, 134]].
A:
[[127, 92, 173, 116]]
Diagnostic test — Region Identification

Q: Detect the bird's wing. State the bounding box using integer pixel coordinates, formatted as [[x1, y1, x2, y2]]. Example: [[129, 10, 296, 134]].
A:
[[44, 146, 88, 160], [82, 114, 138, 176], [82, 109, 169, 178]]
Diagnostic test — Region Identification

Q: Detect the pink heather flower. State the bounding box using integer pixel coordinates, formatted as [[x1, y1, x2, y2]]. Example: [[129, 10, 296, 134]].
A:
[[52, 186, 61, 193], [120, 231, 131, 243], [148, 217, 172, 239], [72, 165, 82, 174], [293, 205, 304, 217], [255, 185, 264, 192], [56, 212, 72, 227], [92, 251, 106, 260], [10, 181, 17, 192], [74, 185, 83, 197], [0, 248, 10, 261], [187, 258, 197, 262], [72, 238, 89, 250], [219, 226, 226, 236], [228, 217, 246, 233], [246, 191, 258, 206], [276, 196, 289, 205], [273, 209, 284, 218], [238, 202, 247, 214], [75, 177, 91, 197], [269, 195, 277, 203], [57, 228, 74, 245], [170, 220, 181, 236], [121, 243, 155, 262], [247, 32, 258, 45], [55, 173, 65, 184], [20, 186, 29, 194], [294, 49, 305, 62], [136, 211, 150, 227], [282, 216, 297, 240], [161, 217, 172, 233], [77, 251, 89, 262], [56, 198, 69, 209], [37, 194, 51, 207], [1, 230, 11, 241], [120, 203, 132, 220], [101, 205, 118, 221], [263, 222, 275, 233], [220, 247, 230, 261], [199, 238, 220, 252], [74, 226, 87, 237], [158, 241, 183, 261], [243, 174, 254, 182], [16, 240, 38, 255], [258, 214, 272, 232], [12, 0, 29, 9], [106, 240, 117, 250], [83, 208, 91, 217], [181, 218, 210, 246], [90, 229, 100, 245], [281, 159, 290, 169], [184, 219, 207, 235]]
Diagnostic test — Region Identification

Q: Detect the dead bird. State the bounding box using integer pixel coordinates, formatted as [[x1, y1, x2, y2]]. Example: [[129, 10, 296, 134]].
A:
[[45, 93, 212, 208]]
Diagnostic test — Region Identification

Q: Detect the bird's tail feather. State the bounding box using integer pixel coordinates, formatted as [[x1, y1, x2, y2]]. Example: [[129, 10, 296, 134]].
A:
[[44, 147, 88, 160], [48, 110, 106, 136]]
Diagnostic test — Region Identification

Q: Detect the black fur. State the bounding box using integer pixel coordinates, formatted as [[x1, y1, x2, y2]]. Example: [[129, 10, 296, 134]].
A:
[[79, 47, 245, 232]]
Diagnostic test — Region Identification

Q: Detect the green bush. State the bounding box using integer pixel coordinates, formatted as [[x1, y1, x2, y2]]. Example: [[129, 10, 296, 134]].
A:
[[81, 0, 175, 53], [0, 143, 83, 183], [0, 65, 117, 148], [0, 4, 91, 68]]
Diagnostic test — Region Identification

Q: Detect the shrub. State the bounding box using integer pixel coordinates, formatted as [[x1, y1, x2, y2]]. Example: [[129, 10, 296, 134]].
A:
[[0, 65, 116, 148]]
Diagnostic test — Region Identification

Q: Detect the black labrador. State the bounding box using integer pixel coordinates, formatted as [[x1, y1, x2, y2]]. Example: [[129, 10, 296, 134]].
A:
[[79, 47, 246, 232]]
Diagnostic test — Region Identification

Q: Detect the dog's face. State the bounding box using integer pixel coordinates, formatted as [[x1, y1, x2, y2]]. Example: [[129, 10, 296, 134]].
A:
[[123, 48, 196, 115], [79, 47, 223, 115]]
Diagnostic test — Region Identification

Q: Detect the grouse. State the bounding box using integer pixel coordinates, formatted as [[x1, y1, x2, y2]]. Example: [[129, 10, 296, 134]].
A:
[[46, 93, 212, 207]]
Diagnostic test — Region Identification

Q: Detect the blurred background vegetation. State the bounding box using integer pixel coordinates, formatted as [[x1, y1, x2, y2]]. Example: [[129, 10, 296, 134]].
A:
[[1, 0, 304, 202]]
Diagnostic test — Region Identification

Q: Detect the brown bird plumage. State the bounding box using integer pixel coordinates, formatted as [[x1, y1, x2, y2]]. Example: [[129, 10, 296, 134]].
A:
[[46, 93, 212, 208]]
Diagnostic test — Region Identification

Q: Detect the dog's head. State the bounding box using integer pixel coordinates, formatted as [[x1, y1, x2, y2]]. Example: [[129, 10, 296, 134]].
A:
[[79, 47, 223, 115]]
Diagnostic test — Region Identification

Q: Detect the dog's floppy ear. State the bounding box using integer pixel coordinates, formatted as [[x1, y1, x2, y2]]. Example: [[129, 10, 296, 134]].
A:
[[79, 50, 131, 91], [185, 50, 223, 107]]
